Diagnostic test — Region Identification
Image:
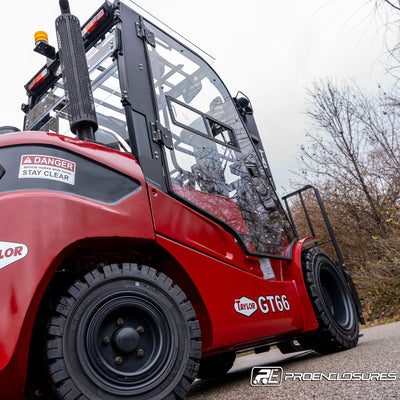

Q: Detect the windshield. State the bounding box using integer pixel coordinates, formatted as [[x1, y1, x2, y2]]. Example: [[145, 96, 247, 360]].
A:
[[146, 22, 294, 256], [24, 29, 130, 153]]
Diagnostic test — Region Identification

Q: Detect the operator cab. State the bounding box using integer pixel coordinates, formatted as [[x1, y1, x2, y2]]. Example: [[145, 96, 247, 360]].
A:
[[22, 0, 295, 259]]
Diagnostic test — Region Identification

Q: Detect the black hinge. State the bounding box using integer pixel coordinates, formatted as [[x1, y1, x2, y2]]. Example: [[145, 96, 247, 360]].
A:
[[136, 18, 155, 47], [151, 121, 173, 150], [0, 164, 5, 179]]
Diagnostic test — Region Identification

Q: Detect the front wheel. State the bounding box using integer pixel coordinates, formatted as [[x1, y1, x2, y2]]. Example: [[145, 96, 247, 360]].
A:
[[299, 248, 359, 354], [45, 263, 201, 399]]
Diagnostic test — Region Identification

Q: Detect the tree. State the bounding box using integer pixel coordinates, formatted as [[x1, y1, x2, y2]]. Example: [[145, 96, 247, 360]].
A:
[[368, 0, 400, 81], [294, 1, 400, 324], [299, 78, 400, 236], [380, 0, 400, 11]]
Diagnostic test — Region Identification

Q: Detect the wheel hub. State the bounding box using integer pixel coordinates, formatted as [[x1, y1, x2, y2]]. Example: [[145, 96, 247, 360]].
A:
[[112, 327, 140, 354], [79, 294, 177, 395]]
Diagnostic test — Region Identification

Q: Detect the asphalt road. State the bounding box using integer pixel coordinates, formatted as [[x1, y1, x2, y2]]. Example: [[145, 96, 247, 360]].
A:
[[187, 321, 400, 400]]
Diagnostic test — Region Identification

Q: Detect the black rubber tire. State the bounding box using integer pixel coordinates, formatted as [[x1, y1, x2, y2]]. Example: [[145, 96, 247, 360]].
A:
[[197, 352, 236, 380], [299, 247, 359, 354], [45, 263, 201, 400]]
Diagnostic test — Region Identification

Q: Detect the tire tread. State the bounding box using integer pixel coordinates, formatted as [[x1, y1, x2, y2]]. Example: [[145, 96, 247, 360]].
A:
[[300, 247, 359, 354], [45, 263, 201, 400]]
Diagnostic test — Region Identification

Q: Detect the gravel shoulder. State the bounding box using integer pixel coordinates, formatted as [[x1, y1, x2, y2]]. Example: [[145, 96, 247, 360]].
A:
[[188, 321, 400, 400]]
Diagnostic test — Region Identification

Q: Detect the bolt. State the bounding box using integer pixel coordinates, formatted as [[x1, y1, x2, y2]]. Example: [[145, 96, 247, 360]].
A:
[[136, 326, 145, 334], [137, 349, 145, 358], [103, 336, 111, 345], [115, 356, 123, 365], [117, 318, 124, 327]]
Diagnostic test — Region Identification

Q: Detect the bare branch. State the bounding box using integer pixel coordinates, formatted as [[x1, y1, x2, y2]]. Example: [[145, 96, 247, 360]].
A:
[[384, 0, 400, 11]]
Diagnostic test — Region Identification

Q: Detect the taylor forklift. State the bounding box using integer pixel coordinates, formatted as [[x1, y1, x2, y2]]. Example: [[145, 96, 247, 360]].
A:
[[0, 1, 364, 398]]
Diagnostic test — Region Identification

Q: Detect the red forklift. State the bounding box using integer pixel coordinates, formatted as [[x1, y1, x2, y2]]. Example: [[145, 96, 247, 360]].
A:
[[0, 1, 364, 399]]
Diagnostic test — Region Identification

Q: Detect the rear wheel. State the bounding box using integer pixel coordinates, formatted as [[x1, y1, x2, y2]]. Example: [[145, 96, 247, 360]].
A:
[[299, 248, 359, 354], [45, 263, 201, 399]]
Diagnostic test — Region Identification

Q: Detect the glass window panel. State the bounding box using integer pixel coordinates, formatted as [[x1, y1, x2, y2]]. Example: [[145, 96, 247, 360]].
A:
[[168, 99, 208, 135], [147, 22, 294, 256]]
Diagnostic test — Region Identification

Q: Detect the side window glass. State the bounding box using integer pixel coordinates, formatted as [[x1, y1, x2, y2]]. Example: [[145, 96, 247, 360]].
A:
[[146, 22, 294, 256], [167, 97, 237, 149], [207, 118, 236, 147], [168, 98, 208, 136]]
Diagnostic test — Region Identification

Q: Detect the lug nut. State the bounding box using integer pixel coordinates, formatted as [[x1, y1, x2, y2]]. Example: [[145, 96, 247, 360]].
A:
[[136, 326, 145, 334], [115, 356, 123, 365], [137, 349, 144, 358], [117, 318, 124, 327], [103, 336, 110, 345]]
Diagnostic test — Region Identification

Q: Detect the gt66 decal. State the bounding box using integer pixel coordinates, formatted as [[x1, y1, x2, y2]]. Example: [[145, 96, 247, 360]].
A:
[[0, 241, 28, 270], [258, 295, 290, 313], [234, 295, 290, 317]]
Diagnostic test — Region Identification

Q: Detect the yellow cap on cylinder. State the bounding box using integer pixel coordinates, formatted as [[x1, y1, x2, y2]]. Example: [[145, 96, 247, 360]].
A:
[[34, 31, 48, 44]]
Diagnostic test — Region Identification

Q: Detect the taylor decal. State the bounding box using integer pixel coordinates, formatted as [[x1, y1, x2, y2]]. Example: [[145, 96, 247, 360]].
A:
[[234, 296, 258, 317], [0, 241, 28, 270]]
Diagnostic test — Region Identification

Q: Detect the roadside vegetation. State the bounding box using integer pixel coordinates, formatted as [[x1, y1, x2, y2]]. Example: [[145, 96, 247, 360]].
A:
[[292, 1, 400, 325], [286, 185, 400, 325]]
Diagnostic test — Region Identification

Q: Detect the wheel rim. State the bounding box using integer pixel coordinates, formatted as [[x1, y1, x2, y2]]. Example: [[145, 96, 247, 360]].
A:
[[319, 262, 355, 331], [75, 292, 177, 395]]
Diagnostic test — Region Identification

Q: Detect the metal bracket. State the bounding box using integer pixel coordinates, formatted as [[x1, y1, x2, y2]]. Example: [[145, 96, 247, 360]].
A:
[[151, 121, 173, 150], [120, 90, 130, 107], [136, 19, 155, 47], [34, 41, 56, 60]]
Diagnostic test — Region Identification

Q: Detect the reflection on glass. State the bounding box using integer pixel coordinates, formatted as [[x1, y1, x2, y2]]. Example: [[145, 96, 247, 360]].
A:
[[22, 18, 294, 256], [147, 21, 294, 256], [168, 99, 208, 135]]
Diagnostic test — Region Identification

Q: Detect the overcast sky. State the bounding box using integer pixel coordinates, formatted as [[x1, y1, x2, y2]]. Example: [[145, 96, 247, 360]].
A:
[[0, 0, 395, 193]]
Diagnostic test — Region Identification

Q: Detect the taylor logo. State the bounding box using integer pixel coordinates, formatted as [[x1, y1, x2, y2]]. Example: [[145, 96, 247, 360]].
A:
[[234, 296, 258, 317], [0, 241, 28, 271]]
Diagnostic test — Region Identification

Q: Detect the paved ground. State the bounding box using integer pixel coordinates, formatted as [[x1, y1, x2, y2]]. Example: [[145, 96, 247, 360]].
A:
[[187, 321, 400, 400]]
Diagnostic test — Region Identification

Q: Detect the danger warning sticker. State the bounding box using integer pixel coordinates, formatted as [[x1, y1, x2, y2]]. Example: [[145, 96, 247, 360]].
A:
[[18, 155, 76, 185]]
